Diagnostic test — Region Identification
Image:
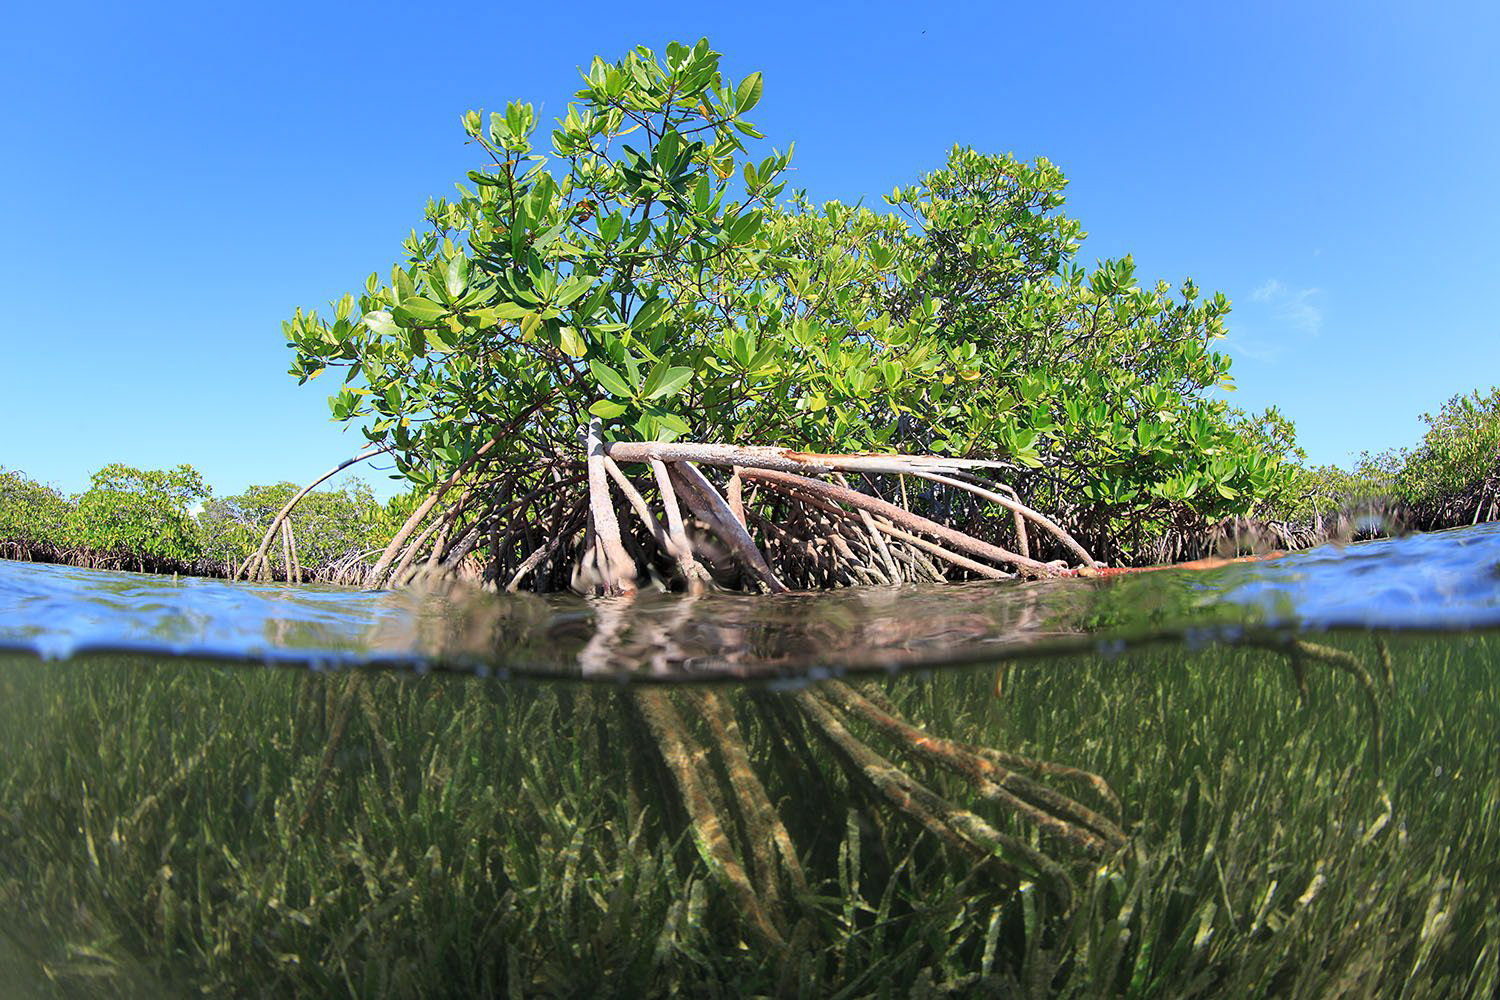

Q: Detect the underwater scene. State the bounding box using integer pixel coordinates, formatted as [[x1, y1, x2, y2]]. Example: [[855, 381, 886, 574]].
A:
[[1, 524, 1498, 997]]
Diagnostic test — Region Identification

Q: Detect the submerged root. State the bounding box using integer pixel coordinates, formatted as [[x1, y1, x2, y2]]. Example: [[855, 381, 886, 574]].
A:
[[630, 689, 787, 950], [687, 689, 808, 901], [793, 688, 1076, 907], [858, 682, 1123, 817], [1245, 636, 1386, 777], [814, 680, 1126, 857], [613, 680, 1122, 935]]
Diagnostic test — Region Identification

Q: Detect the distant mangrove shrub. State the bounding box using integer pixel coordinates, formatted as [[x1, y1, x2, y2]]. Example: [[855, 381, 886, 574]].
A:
[[282, 38, 1302, 571], [0, 465, 391, 579], [0, 468, 74, 559], [1392, 387, 1500, 525], [1288, 387, 1500, 529], [70, 464, 208, 570]]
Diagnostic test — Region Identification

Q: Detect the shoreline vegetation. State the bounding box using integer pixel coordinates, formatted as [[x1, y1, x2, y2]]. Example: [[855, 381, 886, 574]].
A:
[[0, 464, 394, 583], [1, 384, 1495, 585]]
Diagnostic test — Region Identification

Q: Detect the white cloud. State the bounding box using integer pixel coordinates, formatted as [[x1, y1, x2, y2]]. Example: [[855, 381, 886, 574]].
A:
[[1223, 278, 1326, 366], [1250, 278, 1284, 302], [1247, 278, 1322, 336], [1224, 331, 1283, 363]]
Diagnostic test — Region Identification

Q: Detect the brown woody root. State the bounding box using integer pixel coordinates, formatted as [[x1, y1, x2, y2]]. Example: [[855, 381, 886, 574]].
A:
[[244, 426, 1097, 595], [621, 681, 1119, 941], [1243, 636, 1386, 778]]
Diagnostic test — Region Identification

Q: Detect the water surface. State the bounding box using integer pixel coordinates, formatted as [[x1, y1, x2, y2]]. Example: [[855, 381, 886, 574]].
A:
[[3, 521, 1498, 678]]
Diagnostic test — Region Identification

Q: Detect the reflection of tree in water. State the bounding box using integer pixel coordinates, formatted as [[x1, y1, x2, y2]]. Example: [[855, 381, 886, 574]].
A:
[[308, 578, 1390, 951]]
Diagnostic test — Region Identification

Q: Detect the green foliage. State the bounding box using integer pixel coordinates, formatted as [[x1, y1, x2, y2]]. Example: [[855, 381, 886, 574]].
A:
[[286, 38, 795, 486], [374, 485, 429, 542], [199, 479, 385, 572], [0, 464, 392, 580], [285, 39, 1301, 567], [871, 149, 1301, 557], [70, 464, 208, 569], [1278, 387, 1500, 528], [1279, 461, 1396, 522], [0, 468, 74, 555], [1231, 405, 1305, 467], [1388, 387, 1500, 523]]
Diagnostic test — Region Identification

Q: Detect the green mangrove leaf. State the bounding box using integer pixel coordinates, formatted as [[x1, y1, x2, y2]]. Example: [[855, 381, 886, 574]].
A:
[[645, 367, 693, 401], [633, 298, 669, 330], [393, 297, 447, 324], [445, 256, 469, 298], [588, 399, 628, 418], [735, 72, 763, 114], [362, 310, 397, 337], [557, 326, 587, 358], [590, 361, 633, 398]]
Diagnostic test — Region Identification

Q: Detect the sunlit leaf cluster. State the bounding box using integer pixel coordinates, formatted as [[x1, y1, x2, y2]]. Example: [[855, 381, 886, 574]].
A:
[[70, 464, 209, 567], [284, 38, 1307, 564]]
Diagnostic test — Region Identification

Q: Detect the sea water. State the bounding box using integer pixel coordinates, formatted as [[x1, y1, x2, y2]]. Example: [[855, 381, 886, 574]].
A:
[[0, 526, 1497, 996]]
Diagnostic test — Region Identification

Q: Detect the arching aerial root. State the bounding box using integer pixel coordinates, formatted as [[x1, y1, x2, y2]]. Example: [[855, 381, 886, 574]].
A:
[[237, 421, 1097, 592], [237, 444, 390, 583]]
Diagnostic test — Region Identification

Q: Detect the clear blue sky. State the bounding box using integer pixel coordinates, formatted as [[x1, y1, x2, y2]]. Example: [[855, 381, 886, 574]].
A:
[[3, 1, 1496, 501]]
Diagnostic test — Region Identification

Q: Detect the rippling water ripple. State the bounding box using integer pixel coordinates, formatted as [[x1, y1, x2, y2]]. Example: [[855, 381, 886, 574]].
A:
[[2, 522, 1498, 679]]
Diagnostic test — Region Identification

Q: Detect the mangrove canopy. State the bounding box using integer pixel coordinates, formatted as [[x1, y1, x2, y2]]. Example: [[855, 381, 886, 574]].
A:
[[280, 38, 1302, 592]]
